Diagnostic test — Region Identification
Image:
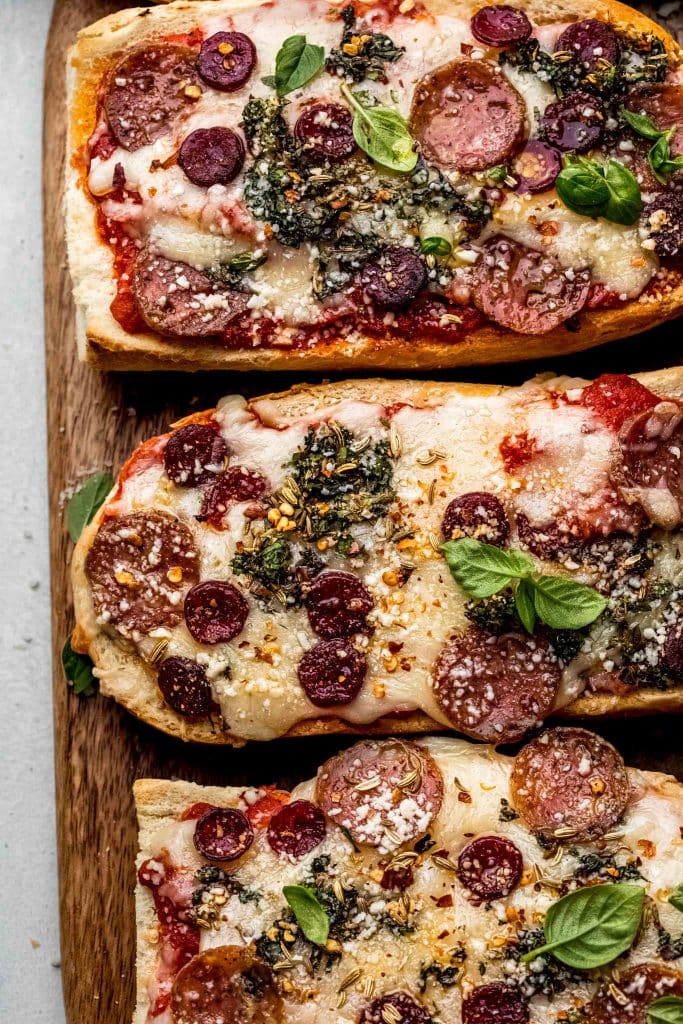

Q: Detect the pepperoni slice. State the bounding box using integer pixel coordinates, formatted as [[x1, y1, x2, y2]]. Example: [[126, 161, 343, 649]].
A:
[[579, 373, 659, 432], [158, 657, 212, 718], [462, 983, 529, 1024], [184, 580, 249, 644], [613, 403, 683, 528], [664, 620, 683, 679], [471, 6, 532, 46], [85, 510, 199, 636], [442, 492, 509, 546], [316, 740, 443, 851], [198, 32, 257, 92], [360, 246, 426, 309], [193, 807, 254, 862], [198, 467, 268, 528], [512, 141, 561, 194], [642, 191, 683, 259], [473, 236, 590, 335], [306, 570, 374, 639], [555, 19, 619, 70], [457, 836, 523, 903], [298, 639, 366, 707], [133, 250, 248, 339], [360, 992, 434, 1024], [103, 44, 201, 152], [294, 102, 356, 162], [179, 127, 245, 187], [170, 945, 283, 1024], [541, 91, 605, 152], [410, 59, 526, 173], [510, 727, 631, 842], [432, 627, 560, 743], [628, 84, 683, 158], [266, 799, 326, 858], [164, 424, 227, 487], [587, 963, 683, 1024], [515, 513, 577, 559]]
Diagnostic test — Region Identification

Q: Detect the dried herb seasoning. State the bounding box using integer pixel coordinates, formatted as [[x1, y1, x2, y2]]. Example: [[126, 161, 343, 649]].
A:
[[325, 5, 404, 83]]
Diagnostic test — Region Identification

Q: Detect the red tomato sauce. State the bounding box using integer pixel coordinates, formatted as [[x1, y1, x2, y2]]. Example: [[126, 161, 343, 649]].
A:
[[138, 852, 200, 1018], [499, 431, 539, 474], [179, 801, 218, 821], [94, 205, 145, 333], [243, 787, 290, 828], [577, 373, 659, 431]]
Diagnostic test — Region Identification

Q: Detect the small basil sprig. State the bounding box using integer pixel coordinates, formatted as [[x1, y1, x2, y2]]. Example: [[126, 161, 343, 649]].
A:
[[271, 35, 324, 96], [487, 164, 509, 183], [340, 84, 417, 173], [556, 155, 642, 225], [521, 883, 645, 969], [669, 883, 683, 912], [210, 250, 267, 286], [621, 106, 683, 185], [66, 471, 114, 542], [283, 885, 329, 945], [442, 538, 607, 632], [649, 997, 683, 1024], [62, 637, 96, 697], [421, 236, 452, 257]]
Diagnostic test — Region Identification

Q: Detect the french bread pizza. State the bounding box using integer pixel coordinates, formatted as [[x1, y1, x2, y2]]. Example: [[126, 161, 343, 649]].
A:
[[133, 730, 683, 1023], [71, 369, 683, 744], [66, 0, 683, 371]]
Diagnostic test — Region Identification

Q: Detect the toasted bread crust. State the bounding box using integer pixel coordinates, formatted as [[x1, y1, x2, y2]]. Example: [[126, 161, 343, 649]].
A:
[[72, 369, 683, 745], [65, 0, 683, 372]]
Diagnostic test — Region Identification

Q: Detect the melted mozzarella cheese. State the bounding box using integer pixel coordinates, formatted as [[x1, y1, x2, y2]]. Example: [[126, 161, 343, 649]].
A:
[[140, 737, 683, 1024], [485, 192, 657, 298]]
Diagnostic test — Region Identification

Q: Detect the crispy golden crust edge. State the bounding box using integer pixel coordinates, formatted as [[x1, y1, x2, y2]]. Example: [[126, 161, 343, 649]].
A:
[[65, 0, 683, 372], [72, 368, 683, 745]]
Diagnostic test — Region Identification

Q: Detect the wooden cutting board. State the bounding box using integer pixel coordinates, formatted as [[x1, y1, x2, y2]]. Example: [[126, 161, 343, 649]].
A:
[[44, 3, 683, 1022]]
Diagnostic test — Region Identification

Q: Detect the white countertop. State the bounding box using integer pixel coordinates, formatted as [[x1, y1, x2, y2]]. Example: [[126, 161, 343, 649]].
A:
[[0, 1, 64, 1020]]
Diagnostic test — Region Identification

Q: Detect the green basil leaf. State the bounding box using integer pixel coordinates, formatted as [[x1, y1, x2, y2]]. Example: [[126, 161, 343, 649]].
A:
[[227, 251, 267, 276], [420, 236, 452, 257], [62, 637, 96, 696], [441, 538, 534, 599], [603, 159, 643, 225], [514, 578, 536, 633], [283, 885, 329, 945], [487, 164, 508, 183], [341, 85, 417, 172], [66, 471, 114, 542], [556, 156, 642, 225], [274, 35, 324, 97], [556, 160, 610, 218], [530, 574, 607, 630], [648, 131, 683, 185], [521, 883, 645, 969], [669, 883, 683, 913], [648, 997, 683, 1024], [619, 105, 664, 141]]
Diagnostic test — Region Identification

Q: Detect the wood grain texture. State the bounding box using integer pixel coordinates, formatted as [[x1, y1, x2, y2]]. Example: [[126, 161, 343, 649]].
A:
[[45, 3, 683, 1023]]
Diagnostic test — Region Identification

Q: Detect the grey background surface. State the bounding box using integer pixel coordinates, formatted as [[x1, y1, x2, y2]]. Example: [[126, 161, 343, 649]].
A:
[[0, 1, 64, 1021]]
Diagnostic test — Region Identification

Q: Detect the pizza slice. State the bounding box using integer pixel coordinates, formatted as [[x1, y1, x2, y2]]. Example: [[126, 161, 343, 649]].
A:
[[71, 369, 683, 744], [134, 729, 683, 1023], [66, 0, 683, 371]]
